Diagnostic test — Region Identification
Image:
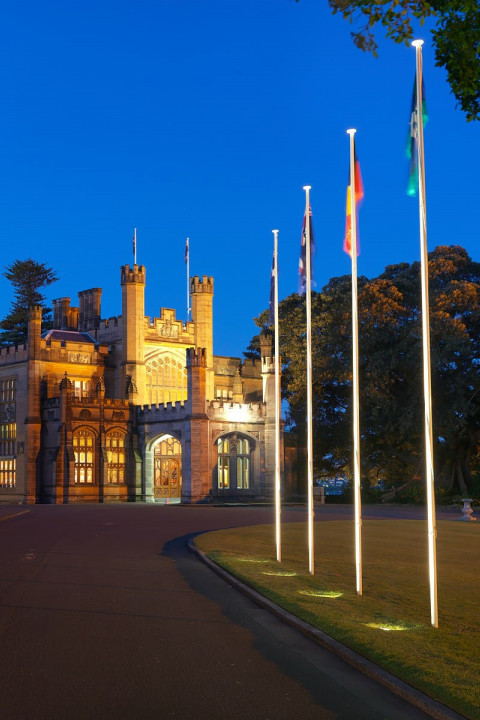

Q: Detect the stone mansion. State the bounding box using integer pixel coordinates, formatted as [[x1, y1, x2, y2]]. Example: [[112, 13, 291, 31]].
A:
[[0, 263, 282, 504]]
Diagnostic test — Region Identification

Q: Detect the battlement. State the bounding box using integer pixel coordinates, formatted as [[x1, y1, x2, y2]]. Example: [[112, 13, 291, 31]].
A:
[[103, 398, 130, 408], [261, 355, 275, 374], [207, 400, 266, 421], [0, 343, 28, 364], [96, 316, 121, 342], [187, 347, 207, 368], [137, 401, 187, 423], [190, 275, 214, 295], [121, 264, 146, 286], [40, 337, 107, 364]]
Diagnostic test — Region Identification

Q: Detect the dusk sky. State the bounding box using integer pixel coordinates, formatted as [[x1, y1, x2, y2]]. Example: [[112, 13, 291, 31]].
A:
[[1, 0, 479, 358]]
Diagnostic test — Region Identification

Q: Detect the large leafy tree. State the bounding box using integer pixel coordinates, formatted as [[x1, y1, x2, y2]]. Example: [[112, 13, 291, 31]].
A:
[[0, 259, 58, 346], [247, 245, 480, 494], [325, 0, 480, 121]]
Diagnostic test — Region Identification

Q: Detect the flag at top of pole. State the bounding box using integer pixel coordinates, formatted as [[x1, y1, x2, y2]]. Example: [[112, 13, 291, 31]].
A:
[[407, 72, 428, 197], [269, 252, 275, 326], [133, 228, 137, 265], [344, 139, 364, 257], [299, 205, 314, 294]]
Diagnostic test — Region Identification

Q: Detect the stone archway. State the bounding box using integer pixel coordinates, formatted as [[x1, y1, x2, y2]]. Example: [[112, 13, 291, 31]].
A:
[[153, 435, 182, 500]]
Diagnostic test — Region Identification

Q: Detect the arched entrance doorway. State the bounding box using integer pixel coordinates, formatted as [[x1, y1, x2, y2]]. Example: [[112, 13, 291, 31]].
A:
[[153, 435, 182, 500]]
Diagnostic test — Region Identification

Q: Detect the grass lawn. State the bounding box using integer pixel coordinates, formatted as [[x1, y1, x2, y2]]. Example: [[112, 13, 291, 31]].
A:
[[195, 519, 480, 719]]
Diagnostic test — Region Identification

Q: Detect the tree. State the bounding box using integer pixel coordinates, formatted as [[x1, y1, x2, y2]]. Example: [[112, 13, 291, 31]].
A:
[[0, 259, 58, 346], [247, 245, 480, 495], [325, 0, 480, 121]]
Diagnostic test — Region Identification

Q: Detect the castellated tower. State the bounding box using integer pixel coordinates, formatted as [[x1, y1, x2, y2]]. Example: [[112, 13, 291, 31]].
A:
[[190, 275, 214, 401], [121, 264, 146, 404], [25, 306, 43, 502], [182, 347, 210, 503]]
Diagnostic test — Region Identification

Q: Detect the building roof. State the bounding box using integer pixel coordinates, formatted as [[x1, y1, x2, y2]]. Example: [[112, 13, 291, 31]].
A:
[[42, 329, 97, 344]]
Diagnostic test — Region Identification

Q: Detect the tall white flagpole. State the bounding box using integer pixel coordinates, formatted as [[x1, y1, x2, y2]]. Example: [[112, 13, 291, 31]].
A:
[[185, 237, 191, 321], [412, 39, 438, 628], [414, 39, 438, 628], [303, 185, 315, 575], [133, 227, 137, 265], [273, 230, 282, 563], [347, 129, 363, 596]]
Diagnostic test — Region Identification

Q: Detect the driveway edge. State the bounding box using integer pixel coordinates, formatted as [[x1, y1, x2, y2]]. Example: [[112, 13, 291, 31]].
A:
[[189, 537, 466, 720]]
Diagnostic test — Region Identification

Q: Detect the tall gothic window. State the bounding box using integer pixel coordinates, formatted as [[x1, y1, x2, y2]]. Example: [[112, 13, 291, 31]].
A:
[[73, 428, 95, 484], [217, 434, 252, 490], [0, 378, 16, 487], [146, 355, 187, 405], [106, 430, 126, 484]]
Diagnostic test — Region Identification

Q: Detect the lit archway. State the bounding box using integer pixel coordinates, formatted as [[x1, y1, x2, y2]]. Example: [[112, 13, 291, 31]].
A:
[[153, 435, 182, 499]]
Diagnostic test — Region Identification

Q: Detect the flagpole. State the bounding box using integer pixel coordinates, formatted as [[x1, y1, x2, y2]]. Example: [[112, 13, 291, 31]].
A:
[[272, 229, 282, 563], [347, 129, 363, 596], [303, 185, 315, 576], [133, 227, 137, 265], [186, 237, 191, 321], [413, 39, 438, 628]]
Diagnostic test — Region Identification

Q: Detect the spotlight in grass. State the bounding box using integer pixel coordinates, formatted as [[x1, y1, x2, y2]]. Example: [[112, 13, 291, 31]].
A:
[[298, 589, 343, 598], [366, 622, 417, 632], [236, 557, 271, 564], [262, 570, 297, 577]]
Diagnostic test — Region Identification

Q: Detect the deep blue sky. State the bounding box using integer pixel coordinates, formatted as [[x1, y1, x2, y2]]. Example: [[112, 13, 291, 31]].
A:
[[1, 0, 478, 358]]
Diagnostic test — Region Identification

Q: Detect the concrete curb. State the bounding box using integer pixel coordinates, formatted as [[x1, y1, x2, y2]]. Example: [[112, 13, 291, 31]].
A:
[[0, 509, 30, 523], [189, 537, 467, 720]]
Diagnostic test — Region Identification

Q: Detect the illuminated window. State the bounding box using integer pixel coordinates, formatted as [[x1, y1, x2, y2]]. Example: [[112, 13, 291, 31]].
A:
[[146, 355, 187, 405], [73, 428, 95, 484], [217, 434, 252, 490], [106, 430, 126, 484], [0, 378, 16, 473], [217, 439, 230, 489], [73, 380, 90, 400], [0, 459, 15, 488]]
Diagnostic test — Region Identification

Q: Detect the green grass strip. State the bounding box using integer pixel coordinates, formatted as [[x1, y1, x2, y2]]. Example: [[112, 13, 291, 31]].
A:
[[196, 519, 480, 719]]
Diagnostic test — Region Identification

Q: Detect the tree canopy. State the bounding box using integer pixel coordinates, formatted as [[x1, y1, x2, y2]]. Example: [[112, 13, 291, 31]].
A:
[[247, 245, 480, 496], [0, 259, 58, 346], [325, 0, 480, 121]]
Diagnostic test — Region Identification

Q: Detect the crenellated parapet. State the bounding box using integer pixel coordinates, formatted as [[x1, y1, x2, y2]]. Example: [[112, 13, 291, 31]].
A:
[[96, 316, 121, 343], [137, 401, 187, 423], [121, 264, 146, 286], [190, 275, 214, 295], [187, 347, 207, 368], [40, 337, 108, 365], [0, 344, 28, 364], [206, 400, 266, 422]]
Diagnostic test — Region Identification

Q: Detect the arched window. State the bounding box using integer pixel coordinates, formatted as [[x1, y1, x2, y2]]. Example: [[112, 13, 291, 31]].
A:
[[217, 434, 252, 490], [73, 428, 95, 484], [145, 353, 187, 405], [106, 430, 126, 484]]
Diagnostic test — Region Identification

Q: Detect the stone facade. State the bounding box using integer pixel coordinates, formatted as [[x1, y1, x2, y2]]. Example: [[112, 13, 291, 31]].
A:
[[0, 264, 282, 504]]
